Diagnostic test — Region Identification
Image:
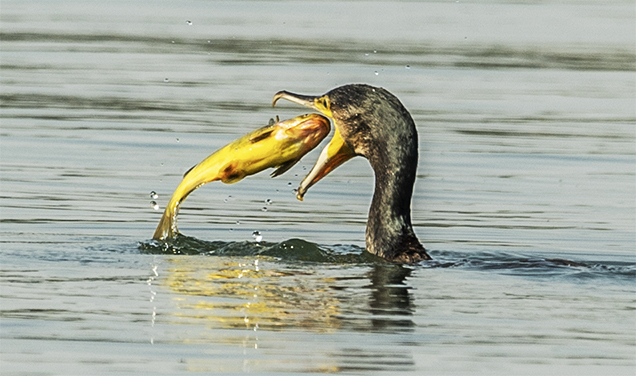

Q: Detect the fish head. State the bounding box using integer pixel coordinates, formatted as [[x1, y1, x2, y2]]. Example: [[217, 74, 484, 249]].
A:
[[273, 113, 331, 152], [241, 113, 331, 179]]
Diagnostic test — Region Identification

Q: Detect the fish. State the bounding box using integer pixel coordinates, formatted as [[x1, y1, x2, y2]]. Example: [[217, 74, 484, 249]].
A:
[[152, 113, 331, 241]]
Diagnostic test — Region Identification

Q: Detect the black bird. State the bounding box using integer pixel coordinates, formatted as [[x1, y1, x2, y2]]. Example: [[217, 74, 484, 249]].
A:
[[273, 84, 431, 263]]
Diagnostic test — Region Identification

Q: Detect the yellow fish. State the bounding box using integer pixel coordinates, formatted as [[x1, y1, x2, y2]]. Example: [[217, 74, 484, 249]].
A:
[[153, 113, 331, 241]]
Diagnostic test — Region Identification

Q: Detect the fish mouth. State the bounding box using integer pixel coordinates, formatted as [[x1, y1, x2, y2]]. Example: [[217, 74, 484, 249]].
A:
[[273, 90, 356, 201], [280, 113, 331, 144], [265, 113, 332, 179]]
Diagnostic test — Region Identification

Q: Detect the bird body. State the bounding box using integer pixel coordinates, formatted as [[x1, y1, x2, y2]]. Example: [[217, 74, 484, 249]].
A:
[[273, 84, 431, 262]]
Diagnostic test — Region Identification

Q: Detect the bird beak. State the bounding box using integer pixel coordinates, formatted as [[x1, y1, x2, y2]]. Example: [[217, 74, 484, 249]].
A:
[[273, 91, 333, 118], [273, 90, 356, 201], [295, 127, 355, 200]]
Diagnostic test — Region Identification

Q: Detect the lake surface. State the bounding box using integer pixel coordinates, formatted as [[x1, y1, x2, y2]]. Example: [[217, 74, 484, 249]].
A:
[[1, 0, 635, 374]]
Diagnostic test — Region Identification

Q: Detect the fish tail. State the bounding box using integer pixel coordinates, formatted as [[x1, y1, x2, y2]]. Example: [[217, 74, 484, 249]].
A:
[[152, 203, 178, 241], [152, 168, 212, 241]]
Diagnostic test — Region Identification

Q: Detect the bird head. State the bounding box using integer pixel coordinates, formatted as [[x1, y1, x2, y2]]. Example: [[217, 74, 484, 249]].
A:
[[273, 84, 418, 201]]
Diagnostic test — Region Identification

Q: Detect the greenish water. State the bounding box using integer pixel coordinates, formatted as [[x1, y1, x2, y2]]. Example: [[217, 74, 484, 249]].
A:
[[1, 0, 635, 374]]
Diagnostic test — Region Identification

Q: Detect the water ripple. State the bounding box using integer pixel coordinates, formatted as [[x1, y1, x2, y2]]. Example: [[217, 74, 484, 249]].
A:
[[2, 32, 633, 71], [139, 235, 635, 283]]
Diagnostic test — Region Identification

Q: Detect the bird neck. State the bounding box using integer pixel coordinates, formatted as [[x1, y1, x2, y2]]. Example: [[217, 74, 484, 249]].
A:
[[365, 147, 426, 262]]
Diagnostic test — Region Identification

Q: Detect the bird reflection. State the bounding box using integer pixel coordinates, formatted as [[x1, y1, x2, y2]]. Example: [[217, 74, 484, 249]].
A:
[[367, 264, 415, 331]]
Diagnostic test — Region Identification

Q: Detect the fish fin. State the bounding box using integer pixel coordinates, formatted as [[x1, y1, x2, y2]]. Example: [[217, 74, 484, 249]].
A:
[[267, 115, 280, 126], [249, 128, 274, 143], [222, 174, 246, 184], [183, 164, 196, 178], [270, 157, 300, 178]]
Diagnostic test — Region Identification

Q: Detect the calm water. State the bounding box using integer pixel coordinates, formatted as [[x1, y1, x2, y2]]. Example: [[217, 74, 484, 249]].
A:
[[1, 0, 635, 374]]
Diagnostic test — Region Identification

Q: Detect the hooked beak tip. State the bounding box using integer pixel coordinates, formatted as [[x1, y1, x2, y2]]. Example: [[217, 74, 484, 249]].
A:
[[272, 91, 284, 107]]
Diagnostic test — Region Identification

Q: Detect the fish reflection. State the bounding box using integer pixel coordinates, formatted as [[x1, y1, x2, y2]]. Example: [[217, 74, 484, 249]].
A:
[[163, 257, 341, 332], [160, 256, 416, 334]]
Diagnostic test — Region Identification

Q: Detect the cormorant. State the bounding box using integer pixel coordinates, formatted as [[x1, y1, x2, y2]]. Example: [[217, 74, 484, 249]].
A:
[[273, 84, 431, 263]]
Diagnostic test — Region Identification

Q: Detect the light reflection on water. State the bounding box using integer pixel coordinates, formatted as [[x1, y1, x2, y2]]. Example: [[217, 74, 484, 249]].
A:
[[136, 248, 634, 373], [1, 0, 635, 374]]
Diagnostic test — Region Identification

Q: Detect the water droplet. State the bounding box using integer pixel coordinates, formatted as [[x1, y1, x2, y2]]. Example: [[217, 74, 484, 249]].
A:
[[374, 71, 379, 76], [405, 65, 410, 69], [265, 199, 272, 205], [364, 53, 369, 57], [373, 50, 377, 54], [207, 40, 211, 43], [150, 201, 159, 210], [261, 207, 268, 212], [175, 138, 179, 143], [150, 191, 159, 199], [186, 20, 192, 25], [252, 231, 262, 242], [236, 220, 241, 225], [164, 78, 169, 83], [287, 182, 292, 186]]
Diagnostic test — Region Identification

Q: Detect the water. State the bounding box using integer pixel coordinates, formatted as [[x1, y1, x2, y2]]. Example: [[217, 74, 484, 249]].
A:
[[1, 0, 635, 374]]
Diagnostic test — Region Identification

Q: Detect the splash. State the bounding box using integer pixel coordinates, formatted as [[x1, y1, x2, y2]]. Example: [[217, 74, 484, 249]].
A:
[[139, 234, 374, 264]]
